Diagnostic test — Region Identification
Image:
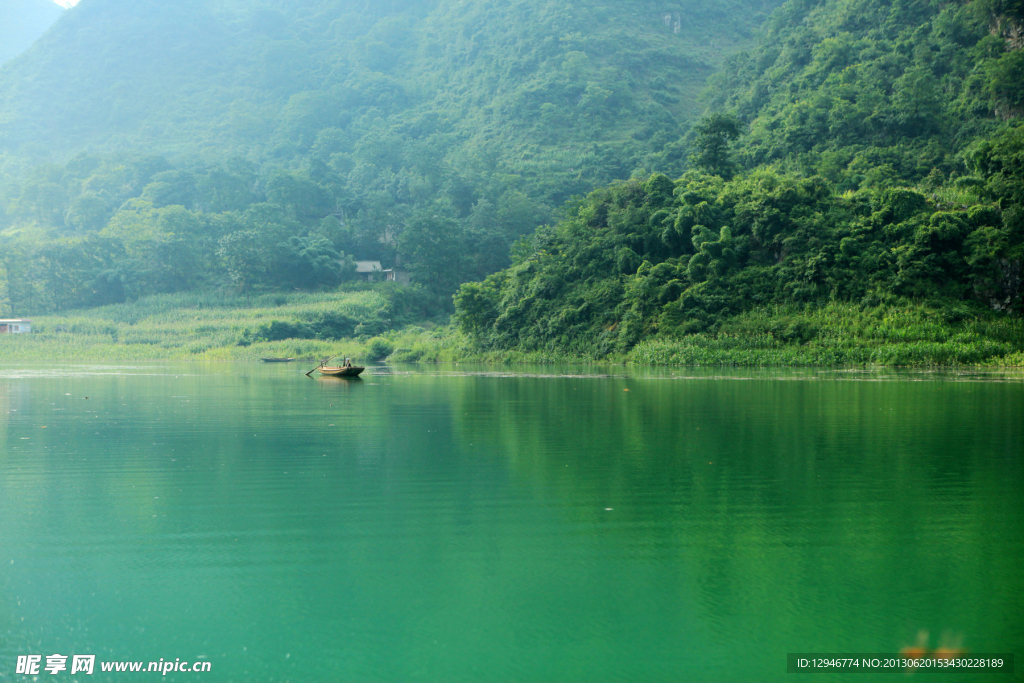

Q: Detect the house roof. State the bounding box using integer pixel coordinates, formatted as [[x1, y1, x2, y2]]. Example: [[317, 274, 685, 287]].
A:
[[355, 261, 382, 273], [0, 319, 31, 323]]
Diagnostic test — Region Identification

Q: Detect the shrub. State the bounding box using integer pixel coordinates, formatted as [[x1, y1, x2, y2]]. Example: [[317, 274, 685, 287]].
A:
[[365, 337, 395, 361], [355, 318, 390, 338]]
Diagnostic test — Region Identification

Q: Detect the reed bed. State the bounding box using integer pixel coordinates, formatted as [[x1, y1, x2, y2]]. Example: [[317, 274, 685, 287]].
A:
[[2, 295, 1020, 367], [631, 303, 1024, 367], [0, 290, 387, 361]]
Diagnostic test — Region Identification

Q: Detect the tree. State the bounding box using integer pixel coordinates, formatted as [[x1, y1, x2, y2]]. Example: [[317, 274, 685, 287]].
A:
[[690, 113, 743, 179], [33, 236, 125, 310], [140, 170, 197, 209], [275, 235, 355, 290], [985, 50, 1024, 119], [218, 230, 270, 294], [400, 207, 472, 296], [0, 261, 10, 316], [453, 277, 501, 337], [64, 193, 110, 232], [265, 170, 334, 225]]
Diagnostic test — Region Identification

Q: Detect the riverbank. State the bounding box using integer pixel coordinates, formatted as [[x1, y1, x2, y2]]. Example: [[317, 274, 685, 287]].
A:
[[0, 290, 393, 362], [395, 302, 1024, 367], [2, 294, 1022, 367]]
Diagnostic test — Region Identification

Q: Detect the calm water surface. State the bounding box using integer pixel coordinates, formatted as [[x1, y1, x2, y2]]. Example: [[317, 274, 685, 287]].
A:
[[0, 363, 1021, 682]]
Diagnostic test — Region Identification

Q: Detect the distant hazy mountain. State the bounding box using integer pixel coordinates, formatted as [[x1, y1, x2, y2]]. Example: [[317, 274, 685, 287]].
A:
[[0, 0, 64, 65], [0, 0, 781, 167]]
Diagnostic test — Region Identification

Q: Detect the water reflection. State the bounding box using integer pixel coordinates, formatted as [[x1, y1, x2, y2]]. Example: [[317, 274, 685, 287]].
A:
[[0, 363, 1020, 682]]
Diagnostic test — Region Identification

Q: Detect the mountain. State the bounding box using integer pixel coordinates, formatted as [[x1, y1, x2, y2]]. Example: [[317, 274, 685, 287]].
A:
[[706, 0, 1024, 185], [450, 0, 1024, 363], [0, 0, 779, 173], [0, 0, 64, 65], [0, 0, 784, 315]]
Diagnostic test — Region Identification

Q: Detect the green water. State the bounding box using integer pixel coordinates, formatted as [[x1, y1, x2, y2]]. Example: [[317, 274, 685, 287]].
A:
[[0, 364, 1021, 682]]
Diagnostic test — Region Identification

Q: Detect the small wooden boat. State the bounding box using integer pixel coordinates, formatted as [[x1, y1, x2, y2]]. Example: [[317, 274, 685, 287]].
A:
[[261, 357, 295, 363], [317, 365, 365, 377], [305, 356, 364, 378]]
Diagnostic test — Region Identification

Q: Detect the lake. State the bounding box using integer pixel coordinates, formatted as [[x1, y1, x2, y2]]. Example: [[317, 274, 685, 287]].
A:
[[1, 363, 1021, 682]]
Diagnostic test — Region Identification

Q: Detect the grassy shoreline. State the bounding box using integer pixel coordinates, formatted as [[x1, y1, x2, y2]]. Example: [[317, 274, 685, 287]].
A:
[[2, 293, 1022, 367]]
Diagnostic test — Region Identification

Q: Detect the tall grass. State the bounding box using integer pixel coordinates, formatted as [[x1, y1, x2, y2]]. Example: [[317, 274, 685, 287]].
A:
[[0, 290, 388, 361], [2, 295, 1021, 367], [631, 302, 1024, 366]]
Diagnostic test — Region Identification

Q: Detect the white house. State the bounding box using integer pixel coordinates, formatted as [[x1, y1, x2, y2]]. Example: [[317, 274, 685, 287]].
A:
[[0, 319, 31, 334], [355, 261, 383, 282], [354, 261, 409, 284], [382, 268, 411, 285]]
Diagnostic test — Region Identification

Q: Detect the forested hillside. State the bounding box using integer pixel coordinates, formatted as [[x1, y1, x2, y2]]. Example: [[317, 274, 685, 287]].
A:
[[0, 0, 63, 65], [4, 0, 1022, 366], [452, 0, 1024, 363], [0, 0, 782, 317]]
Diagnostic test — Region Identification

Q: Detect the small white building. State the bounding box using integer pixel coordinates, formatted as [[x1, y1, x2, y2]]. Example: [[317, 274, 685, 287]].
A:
[[0, 319, 31, 334], [383, 268, 411, 285], [355, 261, 383, 282]]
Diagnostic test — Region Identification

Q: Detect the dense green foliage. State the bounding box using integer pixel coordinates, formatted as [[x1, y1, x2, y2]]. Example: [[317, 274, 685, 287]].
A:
[[454, 163, 1023, 355], [0, 0, 780, 315], [452, 0, 1024, 362], [705, 0, 1024, 183]]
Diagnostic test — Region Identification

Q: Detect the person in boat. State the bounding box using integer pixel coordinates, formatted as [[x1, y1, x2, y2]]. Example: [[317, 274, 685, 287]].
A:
[[344, 357, 352, 368]]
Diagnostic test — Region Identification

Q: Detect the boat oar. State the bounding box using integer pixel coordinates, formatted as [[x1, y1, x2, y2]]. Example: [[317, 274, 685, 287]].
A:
[[305, 355, 338, 377]]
